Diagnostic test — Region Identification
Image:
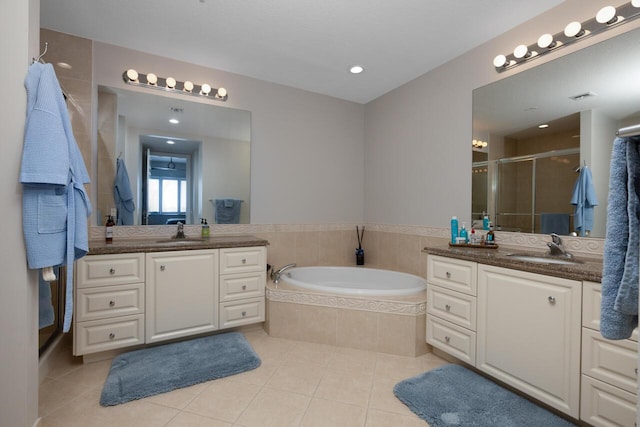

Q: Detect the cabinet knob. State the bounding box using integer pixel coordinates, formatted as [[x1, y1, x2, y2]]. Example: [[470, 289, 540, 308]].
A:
[[109, 268, 116, 275], [548, 296, 556, 304], [109, 333, 115, 340], [242, 259, 247, 264], [445, 272, 451, 279], [445, 336, 451, 343], [242, 285, 247, 290], [241, 311, 247, 317], [109, 300, 115, 307], [160, 265, 165, 271], [445, 304, 451, 311]]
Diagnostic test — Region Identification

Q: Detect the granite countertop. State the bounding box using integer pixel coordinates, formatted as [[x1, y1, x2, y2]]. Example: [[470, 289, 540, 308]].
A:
[[423, 243, 603, 283], [88, 234, 269, 255]]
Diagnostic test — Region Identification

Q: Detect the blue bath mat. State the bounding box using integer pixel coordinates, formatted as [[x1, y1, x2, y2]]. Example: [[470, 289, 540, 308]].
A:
[[394, 364, 576, 426], [100, 332, 261, 406]]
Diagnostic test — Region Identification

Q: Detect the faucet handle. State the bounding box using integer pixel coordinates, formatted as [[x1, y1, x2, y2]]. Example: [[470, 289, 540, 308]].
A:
[[550, 233, 562, 244]]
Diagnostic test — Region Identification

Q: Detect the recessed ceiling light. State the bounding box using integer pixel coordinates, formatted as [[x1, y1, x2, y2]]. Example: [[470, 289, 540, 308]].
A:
[[166, 140, 175, 145], [538, 124, 549, 129], [169, 118, 179, 124], [56, 62, 72, 69], [349, 65, 364, 74]]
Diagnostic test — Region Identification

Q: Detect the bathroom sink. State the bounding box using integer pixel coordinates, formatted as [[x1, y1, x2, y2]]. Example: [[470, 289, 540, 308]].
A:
[[154, 238, 206, 244], [506, 253, 583, 265]]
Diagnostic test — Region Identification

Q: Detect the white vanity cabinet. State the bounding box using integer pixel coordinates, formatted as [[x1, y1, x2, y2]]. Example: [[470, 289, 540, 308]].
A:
[[426, 255, 477, 365], [476, 264, 582, 418], [580, 281, 638, 427], [74, 253, 145, 355], [145, 249, 219, 343]]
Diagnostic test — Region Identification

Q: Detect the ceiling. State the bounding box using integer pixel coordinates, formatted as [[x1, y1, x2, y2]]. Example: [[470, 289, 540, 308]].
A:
[[41, 0, 563, 104]]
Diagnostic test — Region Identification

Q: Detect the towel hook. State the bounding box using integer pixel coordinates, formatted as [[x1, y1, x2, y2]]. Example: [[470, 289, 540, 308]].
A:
[[33, 42, 48, 64]]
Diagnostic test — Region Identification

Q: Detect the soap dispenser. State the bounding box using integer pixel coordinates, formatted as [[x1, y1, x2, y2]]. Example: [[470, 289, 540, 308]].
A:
[[459, 222, 469, 244], [201, 218, 210, 238]]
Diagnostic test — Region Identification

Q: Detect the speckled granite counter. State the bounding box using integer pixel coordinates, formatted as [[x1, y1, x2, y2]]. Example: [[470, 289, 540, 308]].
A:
[[423, 243, 603, 283], [88, 235, 269, 255]]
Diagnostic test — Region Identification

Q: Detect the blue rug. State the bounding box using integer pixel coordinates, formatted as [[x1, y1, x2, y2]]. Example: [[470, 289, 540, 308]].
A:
[[100, 332, 261, 406], [394, 364, 576, 426]]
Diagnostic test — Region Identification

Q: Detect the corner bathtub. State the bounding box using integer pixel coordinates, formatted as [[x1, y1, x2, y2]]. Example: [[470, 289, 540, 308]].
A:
[[280, 266, 426, 296]]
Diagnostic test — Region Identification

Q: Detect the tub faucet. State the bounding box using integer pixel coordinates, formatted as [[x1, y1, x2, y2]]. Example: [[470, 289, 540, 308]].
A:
[[271, 263, 296, 284], [547, 233, 572, 258], [173, 222, 186, 239]]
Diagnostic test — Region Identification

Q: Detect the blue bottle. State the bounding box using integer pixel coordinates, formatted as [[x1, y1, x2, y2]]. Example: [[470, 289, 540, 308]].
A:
[[483, 215, 490, 231], [459, 222, 469, 243], [450, 216, 459, 244]]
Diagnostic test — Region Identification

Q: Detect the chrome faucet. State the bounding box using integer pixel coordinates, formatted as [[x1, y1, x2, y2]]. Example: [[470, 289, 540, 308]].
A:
[[173, 222, 186, 239], [271, 263, 296, 284], [547, 233, 572, 258]]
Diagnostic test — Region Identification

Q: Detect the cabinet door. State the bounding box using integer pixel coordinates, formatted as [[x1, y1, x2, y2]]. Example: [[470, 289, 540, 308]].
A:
[[146, 250, 218, 343], [477, 264, 581, 418]]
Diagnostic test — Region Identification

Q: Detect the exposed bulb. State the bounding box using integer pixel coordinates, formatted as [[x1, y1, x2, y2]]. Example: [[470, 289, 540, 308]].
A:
[[564, 21, 585, 38], [183, 80, 194, 92], [146, 73, 158, 85], [126, 68, 138, 82], [216, 87, 227, 98], [493, 54, 507, 68], [165, 77, 176, 89], [200, 83, 212, 95], [537, 34, 556, 49], [596, 6, 617, 25], [513, 44, 529, 59]]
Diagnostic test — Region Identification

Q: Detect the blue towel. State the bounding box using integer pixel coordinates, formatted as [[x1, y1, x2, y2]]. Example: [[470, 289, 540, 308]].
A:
[[540, 213, 570, 235], [570, 166, 598, 236], [114, 158, 135, 225], [20, 62, 92, 333], [601, 136, 640, 340], [214, 199, 241, 224], [39, 272, 55, 329]]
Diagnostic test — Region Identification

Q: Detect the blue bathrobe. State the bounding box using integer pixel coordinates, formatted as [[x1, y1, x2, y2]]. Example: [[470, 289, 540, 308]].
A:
[[570, 166, 598, 236], [114, 158, 135, 225], [20, 62, 92, 332]]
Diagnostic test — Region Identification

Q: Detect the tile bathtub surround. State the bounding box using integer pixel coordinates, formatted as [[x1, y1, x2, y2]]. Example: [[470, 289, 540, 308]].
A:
[[39, 329, 448, 426]]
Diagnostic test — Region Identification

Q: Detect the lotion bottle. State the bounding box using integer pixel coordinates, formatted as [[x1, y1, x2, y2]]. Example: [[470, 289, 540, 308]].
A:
[[105, 215, 115, 243], [459, 222, 468, 243], [201, 218, 210, 238], [450, 216, 459, 244]]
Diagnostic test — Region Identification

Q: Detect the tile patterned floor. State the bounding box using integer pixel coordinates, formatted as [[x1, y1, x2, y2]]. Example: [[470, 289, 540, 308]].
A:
[[39, 329, 448, 426]]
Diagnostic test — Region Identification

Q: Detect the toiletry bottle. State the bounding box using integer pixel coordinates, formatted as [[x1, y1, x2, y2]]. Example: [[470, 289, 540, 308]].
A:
[[459, 222, 468, 243], [450, 216, 459, 244], [201, 218, 210, 238], [470, 227, 477, 244], [105, 215, 115, 243], [483, 215, 490, 230], [486, 224, 495, 245]]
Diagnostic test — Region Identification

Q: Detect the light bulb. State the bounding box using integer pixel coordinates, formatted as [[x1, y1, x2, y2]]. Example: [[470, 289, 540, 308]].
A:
[[596, 6, 617, 24], [564, 21, 584, 38], [166, 77, 176, 89], [513, 44, 529, 59], [349, 65, 364, 74], [146, 73, 158, 85], [537, 34, 555, 49], [183, 81, 194, 92], [216, 87, 227, 98], [633, 0, 640, 7], [126, 69, 138, 82], [493, 54, 507, 68], [200, 83, 211, 95]]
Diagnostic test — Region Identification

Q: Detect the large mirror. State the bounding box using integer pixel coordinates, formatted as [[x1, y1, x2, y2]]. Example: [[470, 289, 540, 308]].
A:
[[472, 27, 640, 238], [96, 86, 251, 226]]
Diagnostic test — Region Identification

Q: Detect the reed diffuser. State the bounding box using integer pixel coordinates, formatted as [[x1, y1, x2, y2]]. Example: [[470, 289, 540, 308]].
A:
[[356, 226, 365, 265]]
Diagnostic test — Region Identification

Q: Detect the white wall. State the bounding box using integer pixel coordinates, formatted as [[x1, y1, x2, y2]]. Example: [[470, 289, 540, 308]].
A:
[[364, 0, 640, 228], [0, 0, 40, 425], [93, 42, 366, 225]]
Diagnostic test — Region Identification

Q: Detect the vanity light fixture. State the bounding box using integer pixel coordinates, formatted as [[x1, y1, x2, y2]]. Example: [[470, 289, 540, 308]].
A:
[[493, 1, 640, 72], [472, 139, 488, 148], [123, 69, 228, 102]]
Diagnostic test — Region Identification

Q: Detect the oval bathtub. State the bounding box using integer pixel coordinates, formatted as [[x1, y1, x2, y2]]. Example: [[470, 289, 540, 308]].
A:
[[280, 266, 426, 296]]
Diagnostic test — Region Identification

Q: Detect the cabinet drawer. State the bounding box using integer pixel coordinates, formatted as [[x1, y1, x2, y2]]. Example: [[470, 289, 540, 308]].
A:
[[580, 375, 637, 427], [582, 328, 638, 394], [220, 247, 266, 275], [427, 285, 476, 331], [77, 253, 144, 288], [220, 272, 266, 302], [583, 281, 638, 341], [427, 314, 476, 365], [76, 283, 144, 322], [220, 297, 264, 328], [427, 255, 477, 296], [73, 314, 144, 355]]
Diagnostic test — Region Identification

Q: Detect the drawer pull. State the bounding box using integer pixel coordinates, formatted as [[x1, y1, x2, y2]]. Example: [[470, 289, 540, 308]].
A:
[[548, 296, 556, 304], [445, 272, 451, 279], [241, 311, 247, 317], [109, 268, 116, 275], [445, 304, 451, 311], [242, 259, 247, 264], [635, 368, 638, 375], [242, 285, 247, 290], [445, 336, 451, 343], [109, 300, 115, 307], [109, 333, 115, 340], [160, 265, 165, 271]]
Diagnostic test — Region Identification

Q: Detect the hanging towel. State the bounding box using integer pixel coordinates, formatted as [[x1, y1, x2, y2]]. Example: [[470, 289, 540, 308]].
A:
[[540, 213, 570, 235], [114, 158, 135, 225], [20, 62, 92, 333], [570, 165, 598, 236], [39, 271, 55, 329], [600, 136, 640, 340], [214, 199, 241, 224]]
